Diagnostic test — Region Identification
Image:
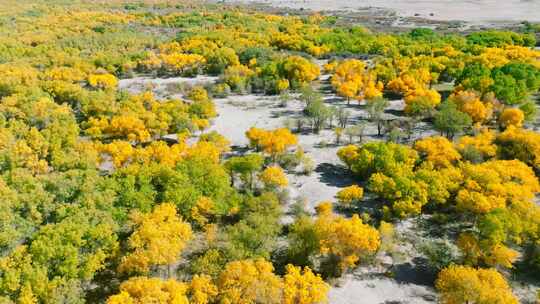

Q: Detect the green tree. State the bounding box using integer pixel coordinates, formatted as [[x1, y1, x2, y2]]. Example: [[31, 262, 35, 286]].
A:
[[366, 97, 389, 137], [224, 154, 264, 190], [305, 99, 332, 134], [434, 101, 472, 139]]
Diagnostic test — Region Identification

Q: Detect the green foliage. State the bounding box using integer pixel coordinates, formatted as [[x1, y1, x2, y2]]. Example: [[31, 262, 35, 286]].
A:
[[224, 154, 264, 190], [366, 97, 389, 136], [287, 216, 320, 268], [338, 141, 418, 178], [224, 193, 282, 260], [467, 30, 536, 47], [434, 101, 473, 139], [419, 239, 460, 271]]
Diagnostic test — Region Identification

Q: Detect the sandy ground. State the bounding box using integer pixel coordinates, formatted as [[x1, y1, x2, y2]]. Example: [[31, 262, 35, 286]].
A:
[[233, 0, 540, 23], [118, 75, 218, 99]]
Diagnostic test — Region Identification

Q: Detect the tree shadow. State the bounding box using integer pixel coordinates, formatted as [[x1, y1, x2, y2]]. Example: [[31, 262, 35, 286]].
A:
[[384, 108, 405, 117], [315, 162, 355, 188], [335, 196, 386, 219], [270, 109, 300, 118], [225, 145, 251, 158], [392, 257, 437, 286], [323, 96, 344, 104]]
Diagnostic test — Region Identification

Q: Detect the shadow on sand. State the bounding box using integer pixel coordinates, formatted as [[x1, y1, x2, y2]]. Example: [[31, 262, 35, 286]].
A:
[[392, 257, 436, 286], [315, 162, 355, 188]]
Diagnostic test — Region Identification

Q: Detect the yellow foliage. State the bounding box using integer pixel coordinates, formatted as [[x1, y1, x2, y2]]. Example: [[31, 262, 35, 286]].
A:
[[218, 259, 283, 304], [483, 244, 519, 269], [331, 59, 383, 102], [315, 201, 333, 216], [160, 53, 206, 74], [276, 79, 290, 92], [107, 277, 189, 304], [449, 90, 493, 123], [456, 129, 497, 160], [191, 197, 215, 226], [323, 61, 338, 73], [222, 65, 254, 90], [99, 140, 135, 168], [184, 141, 222, 164], [245, 127, 298, 158], [280, 55, 320, 85], [316, 212, 380, 270], [283, 264, 329, 304], [338, 81, 359, 101], [88, 73, 118, 90], [189, 86, 211, 103], [436, 265, 518, 304], [87, 113, 153, 142], [44, 66, 86, 82], [135, 141, 186, 166], [139, 51, 162, 71], [336, 185, 364, 206], [378, 221, 396, 252], [387, 68, 431, 95], [98, 140, 186, 169], [109, 115, 151, 142], [404, 88, 441, 113], [457, 233, 483, 266], [189, 275, 218, 304], [336, 145, 359, 169], [260, 166, 288, 188], [414, 136, 461, 168], [471, 47, 511, 69], [456, 160, 540, 214], [119, 203, 193, 274], [499, 108, 525, 128], [497, 126, 540, 170]]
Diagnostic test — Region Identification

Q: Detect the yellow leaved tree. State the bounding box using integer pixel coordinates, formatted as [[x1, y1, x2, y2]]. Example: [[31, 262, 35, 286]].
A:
[[218, 258, 283, 304], [331, 59, 383, 104], [107, 277, 189, 304], [435, 265, 518, 304], [414, 136, 461, 168], [315, 203, 380, 272], [260, 166, 289, 189], [499, 108, 525, 129], [283, 264, 329, 304], [245, 127, 298, 161], [119, 203, 193, 274], [336, 185, 364, 206]]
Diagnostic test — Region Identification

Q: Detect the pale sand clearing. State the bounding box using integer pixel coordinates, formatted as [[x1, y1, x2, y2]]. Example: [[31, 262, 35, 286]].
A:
[[233, 0, 540, 23]]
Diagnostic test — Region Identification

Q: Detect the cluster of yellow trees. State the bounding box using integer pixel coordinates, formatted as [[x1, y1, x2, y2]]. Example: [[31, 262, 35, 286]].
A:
[[109, 259, 329, 304], [338, 128, 540, 301], [108, 203, 329, 304], [0, 1, 539, 303], [246, 127, 298, 159], [329, 59, 384, 103]]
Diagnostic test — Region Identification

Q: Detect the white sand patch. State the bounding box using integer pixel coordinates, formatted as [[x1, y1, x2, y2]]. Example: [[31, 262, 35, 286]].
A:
[[329, 275, 436, 304], [233, 0, 540, 23], [119, 75, 218, 98]]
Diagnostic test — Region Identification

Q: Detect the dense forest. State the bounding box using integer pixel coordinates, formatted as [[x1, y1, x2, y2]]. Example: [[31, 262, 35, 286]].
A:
[[0, 1, 539, 303]]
